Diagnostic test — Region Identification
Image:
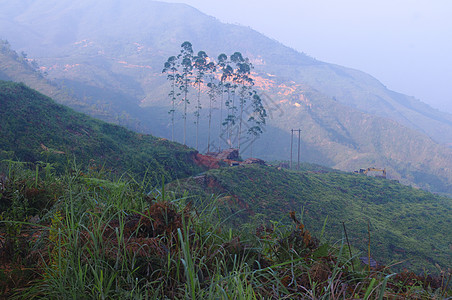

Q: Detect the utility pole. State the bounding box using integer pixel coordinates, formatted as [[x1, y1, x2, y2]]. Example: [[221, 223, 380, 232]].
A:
[[297, 129, 301, 170], [290, 129, 294, 169]]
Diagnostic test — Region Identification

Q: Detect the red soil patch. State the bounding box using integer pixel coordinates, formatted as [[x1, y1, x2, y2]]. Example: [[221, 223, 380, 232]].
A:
[[193, 153, 221, 169]]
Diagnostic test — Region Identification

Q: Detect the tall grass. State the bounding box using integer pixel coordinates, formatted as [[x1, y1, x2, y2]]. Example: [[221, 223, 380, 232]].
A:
[[0, 160, 450, 299]]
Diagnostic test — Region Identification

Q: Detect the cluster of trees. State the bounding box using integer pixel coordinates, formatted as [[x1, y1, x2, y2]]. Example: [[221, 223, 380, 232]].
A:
[[162, 41, 267, 152]]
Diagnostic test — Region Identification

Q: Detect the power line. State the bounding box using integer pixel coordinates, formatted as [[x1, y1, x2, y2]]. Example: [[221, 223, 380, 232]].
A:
[[297, 129, 301, 170], [290, 129, 294, 169]]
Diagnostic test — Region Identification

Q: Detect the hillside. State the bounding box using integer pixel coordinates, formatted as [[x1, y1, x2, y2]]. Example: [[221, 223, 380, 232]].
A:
[[1, 79, 449, 273], [0, 39, 151, 129], [0, 80, 202, 184], [1, 161, 449, 298], [1, 0, 452, 195], [0, 40, 89, 110], [244, 80, 452, 194], [172, 164, 452, 273]]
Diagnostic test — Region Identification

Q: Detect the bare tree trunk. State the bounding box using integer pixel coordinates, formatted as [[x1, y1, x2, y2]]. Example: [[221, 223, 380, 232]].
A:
[[183, 86, 188, 145], [196, 83, 201, 150], [208, 94, 212, 152], [218, 90, 224, 152], [171, 82, 175, 142], [238, 103, 243, 149]]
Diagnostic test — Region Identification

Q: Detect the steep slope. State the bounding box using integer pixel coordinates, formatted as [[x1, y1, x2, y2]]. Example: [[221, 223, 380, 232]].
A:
[[0, 40, 84, 109], [0, 39, 152, 129], [0, 80, 202, 184], [1, 0, 452, 194], [173, 164, 452, 273]]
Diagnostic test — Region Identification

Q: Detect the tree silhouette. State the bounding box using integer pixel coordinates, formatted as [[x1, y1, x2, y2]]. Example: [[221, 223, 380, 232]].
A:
[[193, 50, 208, 150], [247, 91, 267, 141], [177, 41, 193, 145], [206, 61, 218, 153], [231, 52, 254, 149], [219, 56, 236, 148], [217, 53, 229, 150], [162, 55, 179, 141]]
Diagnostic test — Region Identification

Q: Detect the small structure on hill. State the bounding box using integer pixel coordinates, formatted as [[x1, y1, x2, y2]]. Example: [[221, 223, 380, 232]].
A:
[[243, 158, 266, 165], [355, 167, 387, 179], [199, 149, 266, 168], [278, 163, 290, 169], [211, 149, 239, 160]]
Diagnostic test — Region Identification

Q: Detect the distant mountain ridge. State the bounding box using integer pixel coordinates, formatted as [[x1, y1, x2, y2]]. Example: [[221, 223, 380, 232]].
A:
[[1, 0, 452, 194], [294, 62, 452, 143]]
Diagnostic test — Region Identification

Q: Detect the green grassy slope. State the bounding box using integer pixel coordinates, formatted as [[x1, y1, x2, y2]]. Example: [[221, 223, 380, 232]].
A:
[[0, 80, 202, 184], [1, 162, 449, 298], [173, 164, 452, 273]]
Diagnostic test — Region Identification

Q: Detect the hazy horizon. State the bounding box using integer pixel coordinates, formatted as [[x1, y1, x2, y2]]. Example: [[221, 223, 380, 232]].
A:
[[162, 0, 452, 114]]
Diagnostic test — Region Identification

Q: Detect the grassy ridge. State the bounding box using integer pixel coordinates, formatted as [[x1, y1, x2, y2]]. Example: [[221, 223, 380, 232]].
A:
[[173, 164, 452, 273], [0, 161, 450, 298], [0, 80, 450, 297], [0, 80, 202, 185]]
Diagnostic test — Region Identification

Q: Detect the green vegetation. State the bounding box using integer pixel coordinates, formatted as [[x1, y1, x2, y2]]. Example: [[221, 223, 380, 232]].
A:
[[0, 79, 450, 298], [0, 80, 202, 185], [0, 161, 450, 299], [171, 164, 452, 274]]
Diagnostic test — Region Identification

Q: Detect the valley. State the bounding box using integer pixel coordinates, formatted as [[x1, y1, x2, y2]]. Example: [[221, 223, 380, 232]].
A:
[[0, 0, 451, 298]]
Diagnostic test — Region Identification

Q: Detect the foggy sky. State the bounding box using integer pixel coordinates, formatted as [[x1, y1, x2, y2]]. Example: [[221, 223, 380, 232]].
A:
[[162, 0, 452, 114]]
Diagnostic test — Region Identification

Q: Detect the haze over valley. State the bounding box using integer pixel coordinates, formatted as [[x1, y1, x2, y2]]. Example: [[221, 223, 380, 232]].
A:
[[0, 1, 451, 297]]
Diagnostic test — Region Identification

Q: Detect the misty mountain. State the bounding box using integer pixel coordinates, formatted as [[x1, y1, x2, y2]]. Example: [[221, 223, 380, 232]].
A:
[[0, 40, 89, 110], [1, 0, 452, 194], [2, 0, 452, 143]]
